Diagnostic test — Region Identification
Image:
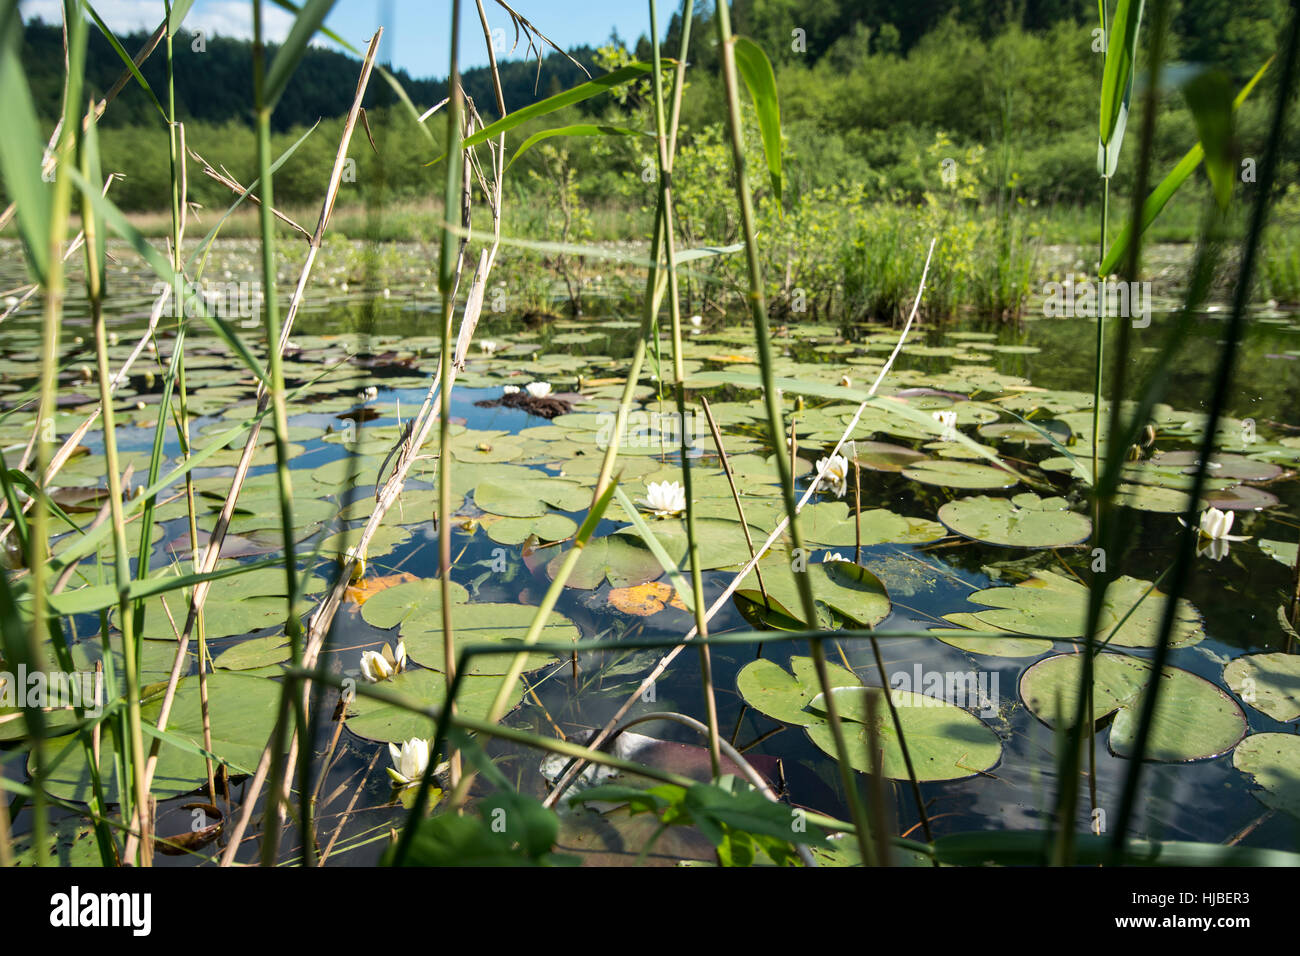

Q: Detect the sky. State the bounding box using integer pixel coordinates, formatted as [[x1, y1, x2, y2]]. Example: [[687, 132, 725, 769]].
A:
[[19, 0, 656, 78]]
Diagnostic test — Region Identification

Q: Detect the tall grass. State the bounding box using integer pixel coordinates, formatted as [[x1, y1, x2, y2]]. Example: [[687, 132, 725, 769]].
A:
[[0, 0, 1297, 869]]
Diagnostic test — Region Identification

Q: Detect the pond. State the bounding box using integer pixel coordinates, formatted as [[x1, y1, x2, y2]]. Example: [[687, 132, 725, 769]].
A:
[[2, 237, 1299, 866]]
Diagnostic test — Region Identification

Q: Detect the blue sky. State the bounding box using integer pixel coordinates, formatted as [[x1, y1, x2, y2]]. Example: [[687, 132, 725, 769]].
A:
[[20, 0, 656, 78]]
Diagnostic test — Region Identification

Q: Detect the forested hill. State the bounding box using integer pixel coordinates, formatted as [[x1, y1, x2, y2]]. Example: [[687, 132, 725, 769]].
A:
[[18, 18, 599, 131], [21, 0, 1282, 133]]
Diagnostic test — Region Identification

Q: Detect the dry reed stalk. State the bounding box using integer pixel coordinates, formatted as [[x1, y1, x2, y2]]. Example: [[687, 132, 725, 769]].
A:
[[121, 30, 384, 867], [543, 238, 937, 808]]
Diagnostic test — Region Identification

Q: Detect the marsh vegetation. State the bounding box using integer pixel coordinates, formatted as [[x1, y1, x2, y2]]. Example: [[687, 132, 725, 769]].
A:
[[0, 0, 1298, 868]]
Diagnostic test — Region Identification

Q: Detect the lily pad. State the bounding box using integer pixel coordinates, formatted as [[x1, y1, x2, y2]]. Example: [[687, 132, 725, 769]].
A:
[[930, 612, 1054, 658], [1020, 653, 1247, 761], [962, 571, 1204, 649], [473, 475, 589, 517], [483, 512, 577, 546], [1232, 733, 1300, 819], [1224, 653, 1300, 722], [850, 441, 928, 473], [734, 557, 891, 630], [36, 672, 282, 803], [795, 501, 946, 547], [901, 459, 1019, 490], [736, 656, 1002, 781], [938, 494, 1091, 549], [1258, 538, 1299, 568], [359, 578, 471, 629], [344, 667, 525, 743], [545, 535, 665, 590], [399, 602, 571, 675]]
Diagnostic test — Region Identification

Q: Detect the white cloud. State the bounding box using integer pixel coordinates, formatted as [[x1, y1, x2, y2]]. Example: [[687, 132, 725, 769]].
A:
[[20, 0, 295, 43]]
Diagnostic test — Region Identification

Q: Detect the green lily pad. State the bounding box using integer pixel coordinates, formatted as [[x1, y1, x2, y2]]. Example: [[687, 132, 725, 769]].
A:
[[1020, 653, 1247, 762], [963, 571, 1204, 649], [938, 494, 1091, 549], [400, 602, 571, 675], [316, 524, 413, 563], [930, 612, 1054, 658], [1232, 733, 1300, 819], [849, 441, 928, 473], [1258, 538, 1299, 568], [545, 535, 665, 590], [736, 656, 1001, 781], [483, 513, 577, 545], [734, 557, 891, 630], [36, 672, 282, 803], [359, 578, 471, 629], [215, 636, 292, 671], [901, 459, 1019, 490], [795, 501, 946, 547], [1224, 653, 1300, 722], [473, 475, 589, 517], [344, 667, 525, 743], [1114, 483, 1204, 513]]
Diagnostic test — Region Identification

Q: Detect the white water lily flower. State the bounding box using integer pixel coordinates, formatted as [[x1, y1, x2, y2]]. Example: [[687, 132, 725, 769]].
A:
[[480, 340, 498, 354], [822, 552, 847, 564], [525, 381, 552, 399], [1199, 506, 1248, 542], [1179, 506, 1250, 561], [387, 738, 431, 788], [360, 640, 406, 683], [932, 409, 958, 439], [363, 385, 378, 402], [503, 384, 520, 395], [689, 314, 702, 327], [359, 650, 392, 682], [640, 480, 687, 517], [815, 454, 849, 498]]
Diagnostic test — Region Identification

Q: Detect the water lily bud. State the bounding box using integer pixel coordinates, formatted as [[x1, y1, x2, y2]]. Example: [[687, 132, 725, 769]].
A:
[[1126, 443, 1142, 462], [1141, 424, 1156, 447]]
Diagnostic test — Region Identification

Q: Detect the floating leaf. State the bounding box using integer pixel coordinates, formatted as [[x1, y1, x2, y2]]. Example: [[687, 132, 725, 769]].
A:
[[938, 494, 1091, 549], [545, 535, 665, 590], [399, 602, 571, 676], [734, 557, 891, 630], [345, 668, 525, 744], [962, 570, 1204, 649], [359, 578, 470, 629], [795, 501, 945, 547], [37, 672, 282, 803], [902, 459, 1019, 490], [930, 612, 1054, 658], [1224, 653, 1300, 722], [345, 571, 421, 606], [608, 581, 688, 617], [1020, 653, 1247, 762], [736, 656, 1001, 781], [1232, 733, 1300, 819]]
